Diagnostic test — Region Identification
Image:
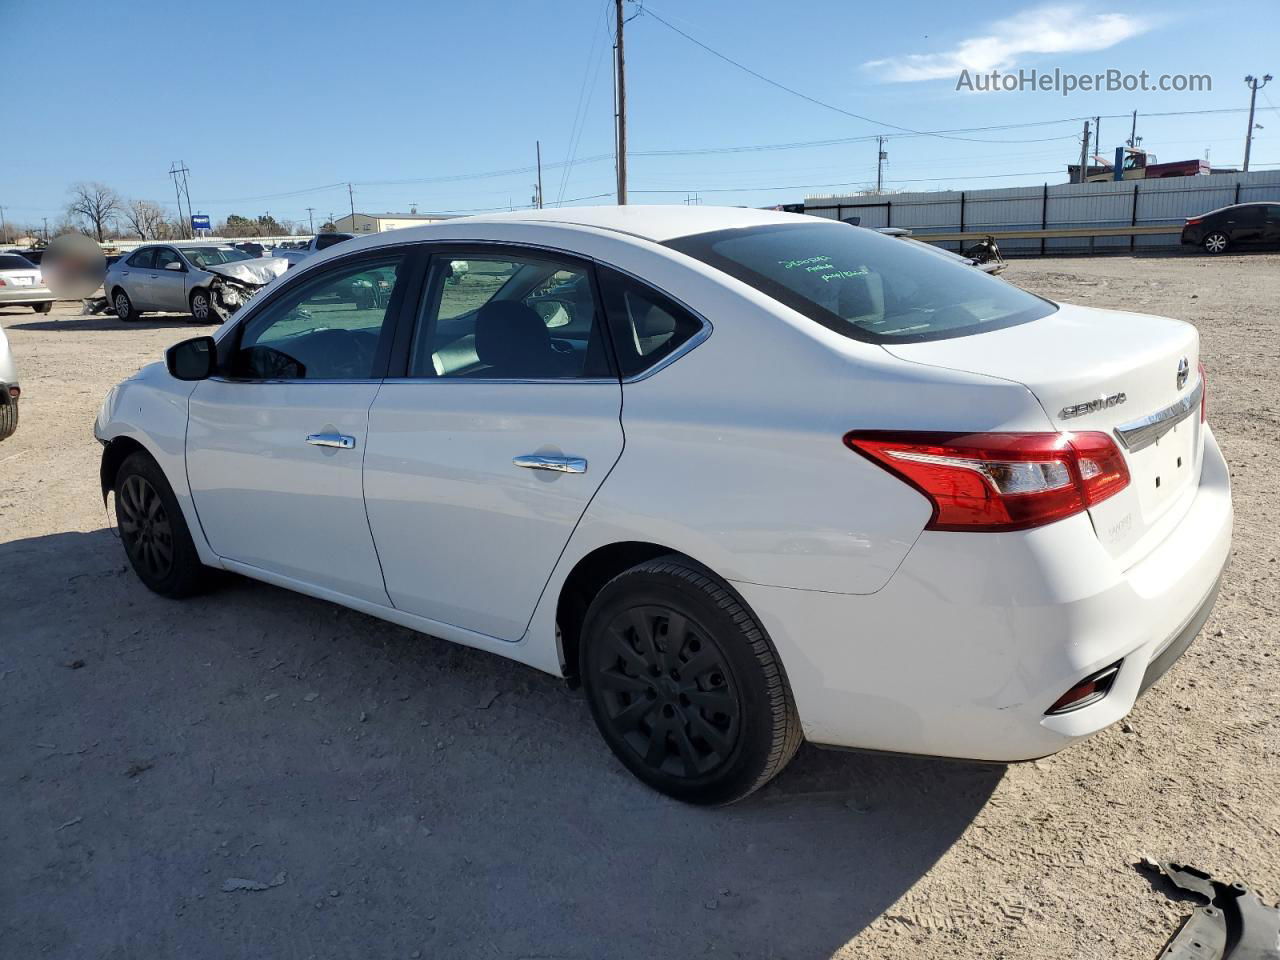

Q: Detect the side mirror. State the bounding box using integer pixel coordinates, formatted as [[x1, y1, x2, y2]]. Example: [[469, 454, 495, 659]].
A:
[[166, 336, 217, 381], [164, 260, 184, 271]]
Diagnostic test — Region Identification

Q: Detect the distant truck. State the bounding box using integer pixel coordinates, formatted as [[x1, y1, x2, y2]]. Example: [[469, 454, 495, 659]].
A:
[[1069, 147, 1210, 184], [270, 232, 355, 267]]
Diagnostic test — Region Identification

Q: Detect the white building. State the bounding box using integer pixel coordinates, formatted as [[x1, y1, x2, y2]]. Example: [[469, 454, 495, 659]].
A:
[[333, 212, 456, 234]]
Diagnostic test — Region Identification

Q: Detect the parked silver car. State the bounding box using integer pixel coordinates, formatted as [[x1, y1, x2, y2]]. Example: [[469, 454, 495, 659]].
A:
[[0, 253, 55, 313], [0, 322, 20, 439], [103, 245, 287, 322]]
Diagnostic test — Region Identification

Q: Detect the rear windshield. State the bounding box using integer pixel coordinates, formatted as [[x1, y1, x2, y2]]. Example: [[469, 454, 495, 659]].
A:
[[666, 222, 1054, 344], [315, 233, 354, 250], [182, 247, 252, 268], [0, 254, 35, 270]]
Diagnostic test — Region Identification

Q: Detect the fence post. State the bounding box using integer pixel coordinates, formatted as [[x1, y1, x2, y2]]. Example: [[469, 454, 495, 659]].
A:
[[959, 191, 966, 236], [836, 203, 843, 222], [1130, 182, 1139, 252], [1234, 181, 1241, 204], [885, 201, 892, 228], [1040, 184, 1048, 256]]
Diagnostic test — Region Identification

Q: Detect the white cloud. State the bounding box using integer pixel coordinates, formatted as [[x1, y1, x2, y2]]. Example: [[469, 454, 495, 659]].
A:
[[864, 5, 1152, 82]]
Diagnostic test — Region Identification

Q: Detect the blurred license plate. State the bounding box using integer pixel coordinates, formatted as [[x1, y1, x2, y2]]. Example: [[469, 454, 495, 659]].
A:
[[11, 277, 33, 285]]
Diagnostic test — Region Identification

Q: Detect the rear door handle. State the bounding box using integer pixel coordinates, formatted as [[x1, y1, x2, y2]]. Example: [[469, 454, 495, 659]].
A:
[[513, 454, 587, 474], [306, 433, 356, 449]]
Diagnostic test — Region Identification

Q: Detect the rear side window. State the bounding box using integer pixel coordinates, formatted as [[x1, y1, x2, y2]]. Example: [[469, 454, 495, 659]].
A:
[[598, 268, 704, 377], [666, 222, 1054, 344], [127, 249, 155, 268], [315, 233, 354, 250], [0, 254, 34, 269]]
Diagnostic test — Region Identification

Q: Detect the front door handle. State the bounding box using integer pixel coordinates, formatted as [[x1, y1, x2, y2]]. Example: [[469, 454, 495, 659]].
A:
[[306, 433, 356, 450], [513, 454, 587, 474]]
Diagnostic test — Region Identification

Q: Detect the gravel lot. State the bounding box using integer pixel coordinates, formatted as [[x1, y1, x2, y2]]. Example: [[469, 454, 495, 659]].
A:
[[2, 252, 1277, 960]]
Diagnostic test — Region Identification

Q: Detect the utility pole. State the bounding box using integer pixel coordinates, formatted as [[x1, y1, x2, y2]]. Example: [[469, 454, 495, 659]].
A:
[[535, 140, 544, 209], [169, 161, 192, 238], [1243, 74, 1273, 172], [1093, 115, 1102, 161], [614, 0, 627, 204], [43, 217, 49, 243], [876, 136, 887, 193], [305, 207, 315, 234], [347, 183, 356, 229], [1127, 109, 1138, 147], [1077, 120, 1091, 184], [0, 204, 7, 244]]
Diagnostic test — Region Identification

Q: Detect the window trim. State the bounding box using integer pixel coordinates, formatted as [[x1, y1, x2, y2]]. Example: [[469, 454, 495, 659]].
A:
[[392, 243, 622, 385], [211, 246, 424, 384]]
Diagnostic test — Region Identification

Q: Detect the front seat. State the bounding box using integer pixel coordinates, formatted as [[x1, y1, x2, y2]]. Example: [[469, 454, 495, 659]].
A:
[[474, 300, 571, 379]]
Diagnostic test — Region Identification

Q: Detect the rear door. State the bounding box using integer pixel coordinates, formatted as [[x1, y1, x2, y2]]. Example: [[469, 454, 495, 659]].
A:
[[1226, 205, 1264, 245], [121, 248, 156, 308], [1264, 205, 1280, 244], [363, 246, 624, 641]]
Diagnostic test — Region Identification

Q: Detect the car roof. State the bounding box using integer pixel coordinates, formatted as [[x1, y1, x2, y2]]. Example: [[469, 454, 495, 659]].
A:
[[353, 205, 818, 246]]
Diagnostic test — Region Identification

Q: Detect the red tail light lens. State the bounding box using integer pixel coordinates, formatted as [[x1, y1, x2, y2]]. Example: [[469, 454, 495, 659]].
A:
[[844, 431, 1130, 532], [1198, 361, 1207, 422], [1185, 217, 1203, 226]]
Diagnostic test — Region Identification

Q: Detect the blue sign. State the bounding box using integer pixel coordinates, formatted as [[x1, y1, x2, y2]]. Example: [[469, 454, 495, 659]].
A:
[[190, 214, 211, 230]]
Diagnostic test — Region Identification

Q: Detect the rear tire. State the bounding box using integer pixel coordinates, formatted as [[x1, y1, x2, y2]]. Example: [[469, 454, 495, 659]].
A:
[[32, 301, 52, 314], [580, 556, 802, 805], [114, 451, 209, 598], [1203, 231, 1229, 254], [113, 288, 139, 322], [0, 400, 17, 441], [189, 288, 211, 323]]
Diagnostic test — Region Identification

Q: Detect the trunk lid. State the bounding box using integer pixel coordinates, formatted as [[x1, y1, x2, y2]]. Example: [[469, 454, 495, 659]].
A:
[[882, 302, 1203, 567]]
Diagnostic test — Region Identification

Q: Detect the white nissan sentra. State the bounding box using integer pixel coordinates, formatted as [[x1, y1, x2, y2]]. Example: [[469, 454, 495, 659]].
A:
[[94, 206, 1232, 804]]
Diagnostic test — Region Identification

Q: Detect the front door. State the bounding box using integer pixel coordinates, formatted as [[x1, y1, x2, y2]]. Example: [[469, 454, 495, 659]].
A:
[[363, 249, 624, 640], [186, 249, 414, 604], [149, 247, 190, 312]]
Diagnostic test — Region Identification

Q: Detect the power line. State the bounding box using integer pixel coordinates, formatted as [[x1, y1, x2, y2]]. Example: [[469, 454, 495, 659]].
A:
[[640, 6, 1077, 144]]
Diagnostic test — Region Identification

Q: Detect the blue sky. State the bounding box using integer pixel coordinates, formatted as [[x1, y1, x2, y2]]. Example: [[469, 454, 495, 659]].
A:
[[4, 0, 1279, 231]]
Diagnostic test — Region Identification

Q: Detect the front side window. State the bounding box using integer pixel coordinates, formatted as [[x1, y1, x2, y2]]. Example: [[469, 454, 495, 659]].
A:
[[667, 222, 1055, 344], [152, 248, 182, 271], [230, 254, 405, 380], [127, 249, 155, 269], [315, 233, 354, 250], [408, 253, 611, 380]]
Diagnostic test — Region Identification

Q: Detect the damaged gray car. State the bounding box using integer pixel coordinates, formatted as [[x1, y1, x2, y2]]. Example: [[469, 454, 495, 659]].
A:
[[102, 244, 289, 323]]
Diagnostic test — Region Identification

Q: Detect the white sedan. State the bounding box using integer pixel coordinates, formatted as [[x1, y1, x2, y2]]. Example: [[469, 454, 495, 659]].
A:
[[94, 206, 1232, 804]]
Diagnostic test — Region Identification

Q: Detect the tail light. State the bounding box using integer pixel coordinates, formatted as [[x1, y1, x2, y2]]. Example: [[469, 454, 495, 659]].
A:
[[1046, 661, 1121, 714], [1198, 361, 1207, 422], [1185, 216, 1203, 226], [844, 431, 1130, 532], [0, 278, 6, 286]]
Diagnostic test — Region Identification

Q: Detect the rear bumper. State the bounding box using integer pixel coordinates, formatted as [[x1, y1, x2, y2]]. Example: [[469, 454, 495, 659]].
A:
[[734, 425, 1233, 762], [0, 285, 55, 304]]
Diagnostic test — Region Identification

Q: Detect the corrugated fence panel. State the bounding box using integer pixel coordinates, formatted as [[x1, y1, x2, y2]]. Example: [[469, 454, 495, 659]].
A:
[[805, 170, 1280, 254]]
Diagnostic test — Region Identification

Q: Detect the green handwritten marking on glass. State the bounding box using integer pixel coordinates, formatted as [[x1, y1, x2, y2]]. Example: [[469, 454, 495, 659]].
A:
[[777, 256, 832, 270], [820, 268, 870, 283]]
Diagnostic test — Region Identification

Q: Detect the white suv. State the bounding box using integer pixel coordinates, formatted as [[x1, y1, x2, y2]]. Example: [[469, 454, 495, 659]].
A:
[[95, 206, 1231, 803]]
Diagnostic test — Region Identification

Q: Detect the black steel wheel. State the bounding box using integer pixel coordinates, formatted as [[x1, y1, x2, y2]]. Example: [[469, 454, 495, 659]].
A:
[[114, 450, 208, 597], [581, 556, 801, 805]]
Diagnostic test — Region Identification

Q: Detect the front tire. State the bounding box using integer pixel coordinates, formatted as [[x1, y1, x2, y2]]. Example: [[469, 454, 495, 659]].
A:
[[1203, 231, 1229, 254], [114, 451, 208, 598], [189, 288, 211, 322], [580, 556, 802, 805], [113, 288, 139, 322]]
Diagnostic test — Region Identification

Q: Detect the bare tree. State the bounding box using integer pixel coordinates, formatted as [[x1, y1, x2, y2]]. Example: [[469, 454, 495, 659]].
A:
[[67, 182, 122, 243], [121, 199, 168, 240]]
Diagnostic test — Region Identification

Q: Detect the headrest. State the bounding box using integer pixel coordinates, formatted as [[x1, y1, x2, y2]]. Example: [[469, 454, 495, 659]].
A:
[[474, 300, 557, 377]]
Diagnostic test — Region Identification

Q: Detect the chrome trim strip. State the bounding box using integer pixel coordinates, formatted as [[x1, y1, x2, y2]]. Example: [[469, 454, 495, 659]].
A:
[[1113, 379, 1203, 453]]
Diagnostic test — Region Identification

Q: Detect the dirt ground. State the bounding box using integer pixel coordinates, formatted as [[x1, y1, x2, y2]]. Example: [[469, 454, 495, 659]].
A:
[[2, 252, 1277, 960]]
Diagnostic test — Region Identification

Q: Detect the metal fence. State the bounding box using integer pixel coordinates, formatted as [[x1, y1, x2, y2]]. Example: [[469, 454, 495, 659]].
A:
[[804, 171, 1280, 254]]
